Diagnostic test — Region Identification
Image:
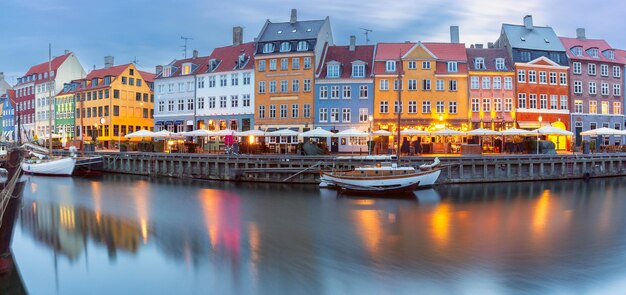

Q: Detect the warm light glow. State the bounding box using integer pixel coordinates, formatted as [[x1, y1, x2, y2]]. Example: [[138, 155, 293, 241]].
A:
[[368, 115, 373, 122], [353, 209, 382, 258], [538, 115, 543, 123], [431, 203, 451, 249], [249, 135, 255, 144], [532, 190, 551, 239], [141, 218, 148, 244]]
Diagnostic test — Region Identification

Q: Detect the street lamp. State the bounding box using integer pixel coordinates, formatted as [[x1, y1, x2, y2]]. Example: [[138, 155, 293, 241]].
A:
[[100, 117, 105, 149], [368, 115, 373, 155], [537, 115, 543, 154]]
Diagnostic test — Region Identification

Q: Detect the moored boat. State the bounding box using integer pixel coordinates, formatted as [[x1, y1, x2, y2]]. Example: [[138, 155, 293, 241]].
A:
[[21, 157, 76, 176]]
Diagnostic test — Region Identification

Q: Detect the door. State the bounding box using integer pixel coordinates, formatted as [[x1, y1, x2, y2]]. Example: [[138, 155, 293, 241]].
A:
[[331, 137, 339, 153]]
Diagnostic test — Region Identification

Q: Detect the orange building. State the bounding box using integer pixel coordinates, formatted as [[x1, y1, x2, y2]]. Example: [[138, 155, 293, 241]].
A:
[[253, 9, 333, 131]]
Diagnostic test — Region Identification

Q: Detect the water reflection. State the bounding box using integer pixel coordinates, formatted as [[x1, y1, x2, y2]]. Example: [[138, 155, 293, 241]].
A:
[[11, 175, 626, 294]]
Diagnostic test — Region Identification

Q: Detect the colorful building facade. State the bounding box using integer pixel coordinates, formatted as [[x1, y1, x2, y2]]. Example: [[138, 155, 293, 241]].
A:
[[466, 47, 516, 130], [1, 90, 15, 141], [314, 38, 374, 152], [254, 9, 333, 132], [55, 81, 81, 140], [560, 29, 625, 146]]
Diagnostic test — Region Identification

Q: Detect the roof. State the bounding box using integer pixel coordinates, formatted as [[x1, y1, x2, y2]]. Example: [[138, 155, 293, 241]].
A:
[[317, 45, 375, 79], [24, 53, 72, 76], [257, 19, 326, 42], [423, 43, 468, 61], [138, 70, 155, 82], [501, 24, 566, 52], [559, 37, 624, 64], [1, 90, 16, 107], [466, 48, 514, 72], [64, 64, 155, 93], [374, 42, 415, 60], [205, 42, 256, 73], [156, 55, 212, 79], [86, 64, 128, 80], [615, 49, 626, 63]]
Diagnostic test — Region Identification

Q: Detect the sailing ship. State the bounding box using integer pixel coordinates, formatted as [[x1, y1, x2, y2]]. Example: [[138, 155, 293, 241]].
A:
[[320, 57, 442, 193]]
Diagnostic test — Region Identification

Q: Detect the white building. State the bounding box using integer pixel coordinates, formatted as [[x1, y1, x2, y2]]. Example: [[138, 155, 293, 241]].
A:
[[196, 28, 255, 131], [32, 51, 85, 137]]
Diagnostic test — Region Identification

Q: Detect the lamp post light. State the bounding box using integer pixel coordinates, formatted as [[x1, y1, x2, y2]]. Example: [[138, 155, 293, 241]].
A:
[[368, 115, 373, 155], [537, 115, 543, 155]]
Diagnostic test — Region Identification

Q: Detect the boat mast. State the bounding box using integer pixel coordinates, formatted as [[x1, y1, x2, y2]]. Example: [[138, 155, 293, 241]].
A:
[[48, 44, 53, 155], [396, 55, 402, 164]]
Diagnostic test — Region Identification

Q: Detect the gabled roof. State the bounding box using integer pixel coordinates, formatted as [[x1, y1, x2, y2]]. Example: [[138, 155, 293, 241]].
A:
[[466, 48, 514, 72], [374, 42, 415, 60], [615, 49, 626, 63], [423, 43, 468, 61], [205, 42, 256, 74], [24, 52, 72, 76], [500, 24, 565, 52], [257, 19, 327, 42], [1, 90, 16, 107], [520, 56, 566, 67], [559, 37, 623, 64], [316, 45, 375, 79], [138, 71, 155, 83], [156, 55, 212, 79], [86, 64, 128, 80]]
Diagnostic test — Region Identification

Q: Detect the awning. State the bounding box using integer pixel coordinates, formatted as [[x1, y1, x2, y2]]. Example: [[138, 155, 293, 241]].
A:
[[164, 121, 173, 125], [517, 121, 541, 129], [155, 121, 164, 125], [186, 120, 193, 125], [175, 120, 184, 125]]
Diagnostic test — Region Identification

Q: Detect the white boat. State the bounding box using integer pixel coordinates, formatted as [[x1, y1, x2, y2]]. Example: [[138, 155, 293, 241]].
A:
[[21, 157, 76, 176], [320, 161, 441, 194]]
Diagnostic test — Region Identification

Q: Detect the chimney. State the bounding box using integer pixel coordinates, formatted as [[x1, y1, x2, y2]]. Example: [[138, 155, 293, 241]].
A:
[[475, 44, 484, 49], [450, 26, 460, 44], [64, 49, 70, 55], [0, 72, 4, 81], [156, 65, 163, 75], [487, 42, 494, 48], [524, 15, 533, 30], [233, 26, 243, 46], [192, 50, 198, 59], [104, 56, 114, 69], [290, 9, 297, 24], [576, 28, 586, 40], [349, 35, 356, 51]]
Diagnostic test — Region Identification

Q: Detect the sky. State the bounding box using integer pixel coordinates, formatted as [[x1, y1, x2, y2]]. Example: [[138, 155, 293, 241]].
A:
[[0, 0, 624, 85]]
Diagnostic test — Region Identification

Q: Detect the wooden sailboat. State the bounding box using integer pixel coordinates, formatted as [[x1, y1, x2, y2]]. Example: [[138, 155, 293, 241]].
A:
[[320, 56, 441, 193]]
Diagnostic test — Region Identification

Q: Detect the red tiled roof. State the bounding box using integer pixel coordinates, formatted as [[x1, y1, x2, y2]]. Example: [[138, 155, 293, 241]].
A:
[[422, 43, 467, 61], [138, 71, 155, 83], [374, 42, 415, 60], [24, 53, 72, 76], [559, 37, 624, 64], [157, 55, 212, 79], [615, 49, 626, 62], [86, 64, 128, 80], [317, 45, 375, 79], [466, 48, 514, 72], [206, 42, 256, 73]]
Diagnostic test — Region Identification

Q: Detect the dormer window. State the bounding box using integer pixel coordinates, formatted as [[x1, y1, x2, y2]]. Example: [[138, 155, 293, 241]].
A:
[[385, 61, 396, 72], [162, 66, 172, 77], [104, 76, 111, 85], [237, 54, 247, 69], [588, 48, 599, 58], [182, 63, 192, 75], [280, 42, 291, 52], [297, 41, 309, 51], [474, 58, 486, 70], [327, 63, 340, 78], [92, 78, 98, 87], [447, 61, 458, 72], [38, 74, 42, 80], [603, 50, 615, 60], [263, 43, 275, 53], [352, 62, 365, 78], [571, 47, 583, 56], [495, 58, 506, 70], [208, 59, 219, 72]]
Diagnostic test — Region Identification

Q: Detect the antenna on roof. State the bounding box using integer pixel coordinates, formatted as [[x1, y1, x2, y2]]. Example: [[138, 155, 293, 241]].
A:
[[132, 57, 139, 64], [360, 28, 372, 45], [181, 36, 194, 58]]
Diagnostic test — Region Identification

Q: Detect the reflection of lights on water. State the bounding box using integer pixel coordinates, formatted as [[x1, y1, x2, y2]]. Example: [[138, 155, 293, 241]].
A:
[[140, 218, 148, 244], [249, 222, 260, 284], [387, 213, 396, 223], [354, 199, 374, 206], [59, 206, 76, 229], [354, 209, 382, 258], [431, 203, 451, 249], [30, 182, 37, 193], [32, 202, 36, 213], [533, 190, 551, 230]]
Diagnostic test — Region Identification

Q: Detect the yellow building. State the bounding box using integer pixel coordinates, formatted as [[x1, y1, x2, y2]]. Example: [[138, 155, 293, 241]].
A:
[[373, 42, 469, 132], [74, 63, 154, 148]]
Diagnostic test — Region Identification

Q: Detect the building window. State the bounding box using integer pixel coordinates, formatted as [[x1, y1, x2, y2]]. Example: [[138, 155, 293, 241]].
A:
[[319, 86, 328, 99], [342, 86, 351, 99], [494, 98, 502, 112], [517, 70, 526, 82], [436, 101, 444, 114], [589, 82, 597, 95], [471, 98, 480, 112], [539, 71, 547, 84], [292, 104, 299, 118], [231, 74, 239, 86], [560, 96, 567, 110], [493, 77, 501, 89], [269, 104, 276, 118], [330, 108, 339, 122], [408, 61, 416, 69], [319, 108, 328, 122], [359, 108, 368, 122], [231, 95, 239, 108], [495, 58, 506, 70], [385, 61, 396, 72], [280, 104, 287, 118], [549, 72, 557, 85], [258, 81, 266, 93], [447, 62, 458, 72], [220, 75, 227, 87], [422, 101, 431, 113], [113, 105, 119, 116], [158, 101, 165, 112], [573, 62, 582, 74], [588, 48, 599, 58], [121, 77, 127, 84], [408, 79, 417, 91], [292, 80, 300, 92], [243, 72, 251, 85], [209, 76, 216, 87], [292, 58, 300, 70], [528, 70, 536, 83], [588, 63, 596, 75], [520, 51, 531, 62], [297, 41, 309, 51], [379, 101, 388, 113], [380, 79, 389, 91], [342, 108, 351, 122], [304, 58, 311, 69], [482, 98, 490, 112], [219, 96, 227, 108], [613, 66, 621, 78], [448, 101, 457, 114], [422, 79, 431, 91], [436, 80, 444, 91], [601, 64, 609, 77], [474, 58, 486, 70], [422, 61, 431, 69], [614, 102, 621, 115], [601, 101, 609, 114], [394, 101, 402, 113], [280, 58, 288, 71], [280, 42, 291, 52], [197, 97, 205, 109], [258, 105, 265, 118], [504, 98, 512, 112], [269, 59, 277, 71], [571, 47, 583, 56], [529, 94, 537, 109], [327, 64, 340, 78], [394, 79, 401, 90], [408, 101, 417, 113], [263, 43, 275, 53], [482, 77, 491, 89], [574, 100, 583, 113], [304, 104, 311, 118], [518, 93, 526, 109], [304, 79, 311, 92], [359, 85, 368, 99], [449, 80, 457, 91], [280, 80, 288, 93], [270, 81, 276, 93], [352, 64, 365, 78], [601, 83, 609, 96], [470, 77, 479, 89], [178, 99, 184, 110], [114, 90, 120, 98], [259, 60, 266, 71], [549, 95, 557, 109], [589, 101, 597, 114], [208, 97, 216, 108]]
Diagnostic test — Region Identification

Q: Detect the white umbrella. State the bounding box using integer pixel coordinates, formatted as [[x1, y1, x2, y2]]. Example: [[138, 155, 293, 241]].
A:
[[501, 128, 537, 136], [125, 129, 155, 138], [333, 128, 369, 137], [372, 130, 392, 136], [580, 127, 624, 136], [153, 130, 183, 138], [431, 128, 465, 136], [266, 129, 299, 137], [235, 129, 267, 137], [401, 128, 430, 136], [298, 127, 333, 138], [214, 129, 235, 136], [466, 128, 501, 136], [182, 129, 215, 137], [42, 133, 63, 139], [534, 125, 573, 136]]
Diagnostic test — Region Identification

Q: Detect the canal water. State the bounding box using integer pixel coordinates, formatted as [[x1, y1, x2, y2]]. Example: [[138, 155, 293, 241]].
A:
[[7, 174, 626, 294]]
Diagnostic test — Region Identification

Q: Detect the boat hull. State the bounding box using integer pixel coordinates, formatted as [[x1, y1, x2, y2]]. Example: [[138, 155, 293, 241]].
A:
[[21, 157, 76, 176], [321, 169, 441, 193]]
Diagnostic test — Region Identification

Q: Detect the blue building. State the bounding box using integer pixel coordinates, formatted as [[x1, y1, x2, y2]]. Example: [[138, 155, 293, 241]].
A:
[[314, 37, 375, 152], [1, 90, 16, 141]]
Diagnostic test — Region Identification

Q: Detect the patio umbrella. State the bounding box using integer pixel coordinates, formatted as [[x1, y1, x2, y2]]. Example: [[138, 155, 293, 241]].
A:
[[214, 129, 235, 136], [266, 129, 299, 154], [235, 129, 267, 137], [298, 127, 333, 138], [431, 128, 465, 136], [401, 128, 430, 136], [501, 128, 538, 136], [465, 128, 500, 136], [181, 129, 216, 137], [153, 130, 183, 138], [580, 127, 624, 136], [534, 125, 573, 136], [124, 129, 155, 139], [333, 128, 369, 137], [372, 130, 392, 136]]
